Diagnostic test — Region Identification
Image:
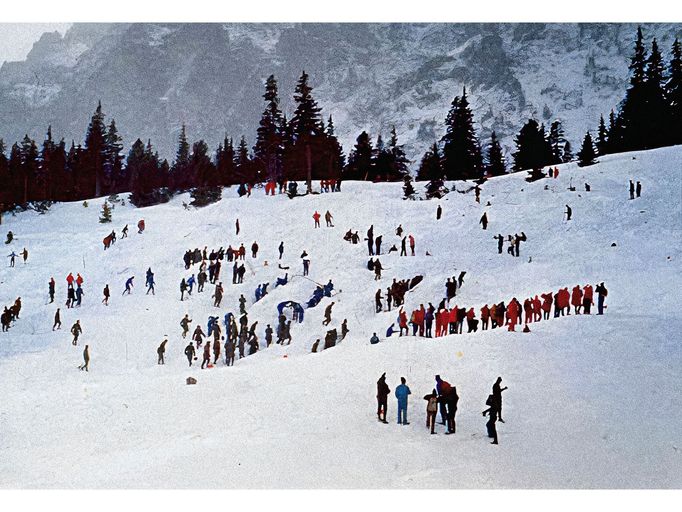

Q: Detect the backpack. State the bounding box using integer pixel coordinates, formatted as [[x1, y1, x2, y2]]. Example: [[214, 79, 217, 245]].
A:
[[427, 397, 438, 412]]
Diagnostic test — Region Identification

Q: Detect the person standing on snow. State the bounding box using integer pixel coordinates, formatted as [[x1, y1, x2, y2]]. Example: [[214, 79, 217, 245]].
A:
[[145, 268, 155, 295], [366, 225, 375, 256], [376, 373, 390, 424], [479, 212, 488, 230], [102, 284, 110, 305], [482, 394, 500, 445], [636, 181, 642, 198], [395, 377, 412, 425], [436, 204, 442, 220], [180, 314, 192, 339], [251, 241, 259, 258], [313, 211, 321, 228], [49, 278, 56, 303], [122, 276, 134, 295], [409, 234, 415, 256], [157, 339, 167, 365], [583, 284, 594, 314], [278, 241, 284, 260], [235, 218, 240, 235], [595, 282, 608, 315], [565, 204, 572, 221], [7, 251, 17, 267], [629, 180, 635, 200], [424, 389, 439, 434], [492, 377, 508, 423], [21, 247, 28, 264], [325, 210, 334, 227]]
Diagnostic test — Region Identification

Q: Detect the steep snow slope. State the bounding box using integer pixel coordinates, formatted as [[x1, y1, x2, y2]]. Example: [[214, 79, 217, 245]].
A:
[[0, 147, 680, 488]]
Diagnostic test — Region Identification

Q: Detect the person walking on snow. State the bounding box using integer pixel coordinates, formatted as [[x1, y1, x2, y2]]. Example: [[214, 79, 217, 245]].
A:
[[71, 320, 82, 346], [184, 342, 195, 367], [201, 340, 211, 369], [78, 345, 90, 372], [102, 284, 110, 305], [395, 377, 411, 425], [53, 308, 61, 330], [180, 314, 192, 339], [376, 373, 390, 423], [325, 210, 334, 227], [322, 302, 335, 326], [7, 251, 17, 267], [122, 276, 134, 295], [278, 241, 284, 259]]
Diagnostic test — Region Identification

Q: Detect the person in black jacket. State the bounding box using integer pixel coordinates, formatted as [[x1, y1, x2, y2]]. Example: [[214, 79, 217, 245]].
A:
[[492, 377, 508, 422], [78, 345, 90, 372], [482, 394, 499, 444], [595, 282, 608, 315], [376, 373, 391, 423], [157, 339, 167, 365], [184, 342, 195, 367]]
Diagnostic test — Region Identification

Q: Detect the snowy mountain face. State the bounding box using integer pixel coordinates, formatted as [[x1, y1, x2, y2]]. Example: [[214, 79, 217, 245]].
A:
[[0, 148, 680, 488], [0, 23, 680, 162]]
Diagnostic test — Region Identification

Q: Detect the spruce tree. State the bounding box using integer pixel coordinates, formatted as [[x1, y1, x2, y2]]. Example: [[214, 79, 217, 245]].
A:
[[665, 38, 682, 145], [344, 131, 373, 181], [84, 101, 107, 198], [324, 115, 345, 180], [562, 141, 574, 163], [440, 87, 483, 180], [290, 71, 323, 192], [99, 201, 112, 223], [485, 131, 506, 176], [619, 27, 649, 151], [596, 115, 609, 155], [254, 75, 284, 182], [642, 38, 667, 148], [104, 119, 124, 193], [416, 142, 443, 181], [190, 140, 221, 206], [577, 132, 597, 167], [171, 124, 191, 191], [387, 126, 410, 181], [513, 119, 552, 171], [547, 120, 566, 164]]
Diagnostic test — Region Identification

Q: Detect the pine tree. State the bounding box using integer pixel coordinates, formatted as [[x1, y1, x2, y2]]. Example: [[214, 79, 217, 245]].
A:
[[596, 115, 609, 155], [371, 134, 392, 181], [577, 132, 597, 167], [387, 126, 410, 181], [513, 119, 552, 171], [344, 131, 374, 181], [440, 87, 483, 180], [216, 136, 238, 186], [547, 120, 566, 164], [104, 119, 124, 193], [562, 141, 574, 163], [254, 75, 284, 182], [485, 131, 506, 176], [323, 115, 345, 180], [290, 71, 323, 192], [642, 38, 667, 148], [190, 140, 221, 206], [171, 124, 191, 191], [665, 38, 682, 145], [606, 109, 623, 153], [84, 101, 107, 198], [619, 27, 649, 151], [416, 142, 443, 181], [99, 201, 112, 223]]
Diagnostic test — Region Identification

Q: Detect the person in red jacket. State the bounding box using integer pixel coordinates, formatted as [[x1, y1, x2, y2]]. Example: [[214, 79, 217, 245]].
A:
[[435, 309, 443, 337], [560, 288, 571, 315], [66, 272, 74, 287], [398, 308, 408, 336], [532, 295, 542, 322], [76, 273, 84, 287], [541, 292, 553, 320], [416, 305, 426, 336], [408, 235, 415, 256], [481, 304, 490, 330], [571, 285, 583, 314], [523, 298, 533, 324], [506, 298, 519, 331], [312, 211, 321, 228], [582, 284, 594, 315]]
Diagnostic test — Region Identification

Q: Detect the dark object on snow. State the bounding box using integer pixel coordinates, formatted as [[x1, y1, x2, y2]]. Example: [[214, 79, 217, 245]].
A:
[[526, 168, 546, 182], [186, 377, 197, 385], [611, 242, 617, 247]]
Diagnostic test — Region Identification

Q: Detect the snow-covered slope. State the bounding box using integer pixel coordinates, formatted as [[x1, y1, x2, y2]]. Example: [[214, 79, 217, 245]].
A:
[[0, 147, 680, 488]]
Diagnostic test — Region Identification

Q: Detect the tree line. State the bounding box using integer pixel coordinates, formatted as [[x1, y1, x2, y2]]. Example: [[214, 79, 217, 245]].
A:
[[1, 27, 680, 211]]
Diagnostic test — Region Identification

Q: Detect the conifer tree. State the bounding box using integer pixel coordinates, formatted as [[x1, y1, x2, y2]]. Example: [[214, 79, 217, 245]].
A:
[[0, 139, 10, 208], [99, 201, 112, 223], [665, 38, 682, 145], [547, 120, 566, 164], [387, 126, 410, 181], [642, 38, 667, 148], [190, 140, 221, 206], [562, 141, 574, 163], [84, 101, 107, 198], [596, 115, 609, 155], [619, 27, 649, 151], [402, 173, 416, 199], [577, 132, 597, 167], [440, 88, 483, 180], [290, 71, 323, 192], [416, 142, 443, 181], [104, 119, 124, 193], [344, 131, 373, 181], [171, 124, 191, 191], [513, 119, 552, 171], [485, 131, 506, 176], [254, 75, 284, 182]]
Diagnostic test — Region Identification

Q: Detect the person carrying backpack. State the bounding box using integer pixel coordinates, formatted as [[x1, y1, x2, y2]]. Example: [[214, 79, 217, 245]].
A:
[[423, 389, 439, 435]]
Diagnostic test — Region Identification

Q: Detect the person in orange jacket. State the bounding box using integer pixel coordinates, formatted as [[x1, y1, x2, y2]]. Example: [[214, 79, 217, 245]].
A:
[[481, 304, 490, 330], [582, 284, 594, 314], [416, 305, 426, 336], [571, 285, 583, 314], [560, 287, 571, 315], [398, 308, 409, 336], [312, 211, 321, 228]]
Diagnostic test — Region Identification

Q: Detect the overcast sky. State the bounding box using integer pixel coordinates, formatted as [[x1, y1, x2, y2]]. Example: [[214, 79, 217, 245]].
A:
[[0, 23, 72, 64]]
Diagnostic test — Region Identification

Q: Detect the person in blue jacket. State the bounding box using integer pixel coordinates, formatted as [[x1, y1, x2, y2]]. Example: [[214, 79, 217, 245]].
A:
[[187, 274, 196, 294], [395, 377, 412, 425]]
